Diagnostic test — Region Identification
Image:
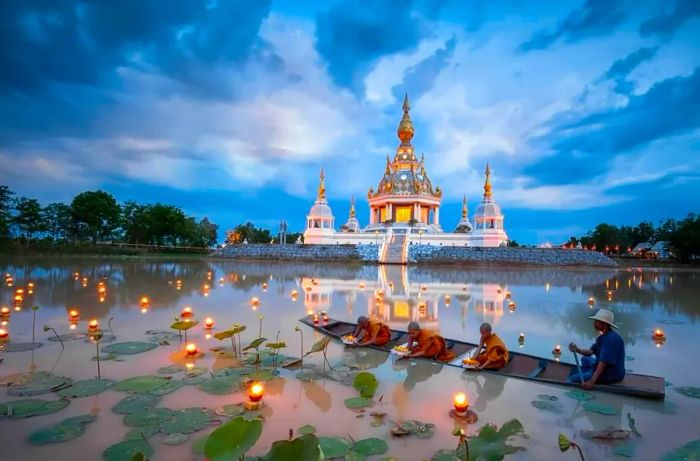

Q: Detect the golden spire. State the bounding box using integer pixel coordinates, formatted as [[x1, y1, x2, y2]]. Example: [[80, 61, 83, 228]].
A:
[[483, 162, 492, 199], [317, 167, 326, 200], [462, 195, 468, 218], [349, 196, 356, 218], [397, 92, 415, 143], [385, 155, 392, 175]]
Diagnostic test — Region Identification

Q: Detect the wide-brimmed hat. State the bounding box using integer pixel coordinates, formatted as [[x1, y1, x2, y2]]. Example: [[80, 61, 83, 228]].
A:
[[588, 309, 619, 328]]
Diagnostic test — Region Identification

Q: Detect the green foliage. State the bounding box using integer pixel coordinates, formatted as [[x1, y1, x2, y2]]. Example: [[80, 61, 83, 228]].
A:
[[0, 398, 70, 418], [226, 222, 273, 244], [353, 372, 379, 398], [452, 419, 524, 461], [298, 424, 316, 435], [103, 439, 152, 461], [112, 394, 161, 415], [102, 342, 157, 355], [114, 376, 171, 394], [56, 378, 114, 398], [6, 371, 72, 396], [305, 337, 331, 356], [159, 407, 215, 434], [28, 415, 97, 445], [204, 416, 263, 461], [344, 397, 373, 409], [660, 439, 700, 461], [583, 401, 618, 415], [0, 185, 13, 237], [171, 320, 199, 331], [261, 433, 323, 461], [214, 324, 247, 339], [352, 438, 389, 456], [12, 197, 44, 240], [318, 437, 350, 458], [676, 386, 700, 398], [71, 190, 121, 243]]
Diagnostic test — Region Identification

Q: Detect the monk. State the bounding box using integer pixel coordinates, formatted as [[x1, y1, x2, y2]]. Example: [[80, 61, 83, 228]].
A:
[[351, 316, 391, 347], [469, 322, 509, 370], [404, 321, 455, 362]]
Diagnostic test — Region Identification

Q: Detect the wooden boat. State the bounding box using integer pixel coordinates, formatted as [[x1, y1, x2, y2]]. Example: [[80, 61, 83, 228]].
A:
[[299, 317, 665, 400]]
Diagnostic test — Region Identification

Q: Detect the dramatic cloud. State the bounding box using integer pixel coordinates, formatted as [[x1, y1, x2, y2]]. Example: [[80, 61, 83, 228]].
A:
[[639, 0, 700, 38], [519, 0, 626, 52], [599, 46, 659, 93]]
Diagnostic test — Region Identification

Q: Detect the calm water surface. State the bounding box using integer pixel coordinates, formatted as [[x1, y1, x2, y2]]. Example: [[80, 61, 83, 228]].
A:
[[0, 257, 699, 460]]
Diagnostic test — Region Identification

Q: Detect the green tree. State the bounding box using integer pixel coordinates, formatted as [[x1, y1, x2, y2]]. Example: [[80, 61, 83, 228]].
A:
[[198, 217, 219, 247], [667, 214, 700, 263], [227, 222, 272, 244], [0, 186, 14, 237], [12, 197, 44, 240], [42, 202, 72, 241], [142, 204, 188, 246], [121, 201, 149, 244], [71, 190, 121, 243]]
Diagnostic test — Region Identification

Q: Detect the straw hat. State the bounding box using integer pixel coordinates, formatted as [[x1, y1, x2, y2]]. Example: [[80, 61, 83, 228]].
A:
[[588, 309, 619, 328]]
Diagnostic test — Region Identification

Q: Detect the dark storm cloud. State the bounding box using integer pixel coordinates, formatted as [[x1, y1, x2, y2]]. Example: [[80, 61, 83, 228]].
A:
[[639, 0, 700, 39], [525, 67, 700, 184], [518, 0, 626, 52], [315, 0, 446, 91], [598, 46, 659, 94], [393, 36, 457, 101]]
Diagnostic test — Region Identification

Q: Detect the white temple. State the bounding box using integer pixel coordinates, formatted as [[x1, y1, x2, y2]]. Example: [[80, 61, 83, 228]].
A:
[[304, 94, 508, 248]]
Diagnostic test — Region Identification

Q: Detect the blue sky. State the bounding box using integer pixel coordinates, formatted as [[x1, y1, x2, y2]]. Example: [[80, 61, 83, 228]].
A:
[[1, 0, 699, 244]]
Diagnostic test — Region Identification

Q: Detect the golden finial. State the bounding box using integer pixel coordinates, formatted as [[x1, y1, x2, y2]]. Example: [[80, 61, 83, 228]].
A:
[[349, 196, 356, 218], [484, 162, 492, 199], [317, 167, 326, 200], [462, 195, 468, 218], [385, 155, 392, 175], [397, 92, 414, 143], [402, 92, 410, 112]]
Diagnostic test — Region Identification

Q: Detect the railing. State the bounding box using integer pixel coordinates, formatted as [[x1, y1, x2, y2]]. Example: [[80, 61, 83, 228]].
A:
[[95, 242, 210, 251]]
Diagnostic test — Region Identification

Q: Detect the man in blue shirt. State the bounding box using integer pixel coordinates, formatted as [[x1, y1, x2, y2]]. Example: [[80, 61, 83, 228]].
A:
[[568, 308, 625, 390]]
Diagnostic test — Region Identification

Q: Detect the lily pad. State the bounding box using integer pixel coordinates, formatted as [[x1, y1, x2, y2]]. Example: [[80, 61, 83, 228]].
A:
[[353, 372, 379, 398], [112, 394, 161, 415], [28, 414, 97, 445], [114, 376, 171, 394], [660, 439, 700, 461], [148, 379, 185, 395], [160, 407, 215, 434], [565, 390, 595, 401], [612, 443, 636, 457], [158, 364, 186, 374], [531, 400, 563, 413], [7, 372, 72, 396], [205, 416, 263, 461], [296, 371, 324, 382], [182, 374, 209, 386], [0, 342, 43, 352], [146, 330, 179, 342], [675, 386, 700, 399], [318, 437, 350, 458], [124, 408, 174, 427], [261, 433, 323, 461], [298, 424, 316, 435], [455, 419, 525, 461], [583, 401, 618, 415], [102, 342, 157, 355], [125, 426, 160, 440], [345, 451, 366, 461], [199, 376, 242, 395], [216, 404, 246, 418], [164, 432, 190, 445], [48, 332, 87, 342], [0, 398, 70, 418], [393, 420, 435, 439], [191, 434, 209, 454], [536, 394, 558, 401], [171, 320, 199, 330], [214, 324, 247, 340], [56, 378, 114, 398], [247, 369, 276, 382], [352, 438, 388, 456], [103, 439, 152, 461], [431, 450, 461, 461], [243, 337, 268, 351], [344, 397, 373, 409]]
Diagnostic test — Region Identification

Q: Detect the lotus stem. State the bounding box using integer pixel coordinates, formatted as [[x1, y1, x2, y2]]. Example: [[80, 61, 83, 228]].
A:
[[237, 332, 242, 357], [297, 328, 304, 371], [231, 336, 237, 358], [572, 443, 585, 461], [258, 316, 263, 339], [108, 317, 114, 338], [32, 309, 37, 342], [45, 326, 64, 349], [95, 339, 101, 379]]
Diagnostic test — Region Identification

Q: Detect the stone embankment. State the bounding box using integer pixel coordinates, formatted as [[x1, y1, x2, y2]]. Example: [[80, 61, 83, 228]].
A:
[[213, 244, 616, 267]]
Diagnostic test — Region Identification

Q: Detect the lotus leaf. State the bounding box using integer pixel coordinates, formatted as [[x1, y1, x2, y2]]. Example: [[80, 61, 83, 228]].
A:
[[344, 397, 373, 409], [261, 433, 323, 461], [431, 450, 461, 461], [92, 353, 122, 362], [102, 342, 157, 355], [158, 364, 186, 374], [455, 419, 525, 461], [48, 332, 87, 342], [171, 320, 199, 330], [125, 426, 160, 440], [7, 372, 72, 396], [103, 439, 152, 461], [183, 374, 209, 386], [305, 337, 331, 356], [352, 438, 388, 456], [531, 400, 563, 413], [0, 342, 43, 352], [583, 401, 618, 415], [216, 404, 246, 418], [394, 420, 436, 439], [627, 412, 641, 436], [0, 371, 39, 386], [565, 390, 595, 401], [199, 376, 242, 395], [164, 432, 190, 445], [124, 408, 174, 427], [613, 443, 636, 458], [247, 369, 276, 381], [243, 337, 268, 351], [345, 451, 366, 461], [266, 341, 286, 349], [205, 416, 263, 461], [112, 394, 161, 415], [353, 372, 379, 398], [675, 386, 700, 399], [658, 319, 684, 325], [298, 424, 316, 435], [160, 407, 215, 434], [191, 434, 209, 454], [212, 367, 250, 378], [660, 439, 700, 461], [536, 394, 558, 401], [28, 414, 97, 445], [0, 398, 70, 418], [214, 324, 247, 340], [296, 371, 324, 382], [56, 378, 114, 398], [148, 379, 185, 395], [146, 330, 179, 342], [114, 375, 171, 394], [186, 366, 209, 376]]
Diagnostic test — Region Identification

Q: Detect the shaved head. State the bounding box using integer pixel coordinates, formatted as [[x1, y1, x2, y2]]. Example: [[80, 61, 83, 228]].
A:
[[408, 321, 421, 332], [480, 322, 492, 333], [357, 316, 369, 325]]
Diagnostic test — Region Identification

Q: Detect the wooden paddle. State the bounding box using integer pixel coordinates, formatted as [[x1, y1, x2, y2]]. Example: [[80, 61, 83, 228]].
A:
[[573, 350, 585, 384]]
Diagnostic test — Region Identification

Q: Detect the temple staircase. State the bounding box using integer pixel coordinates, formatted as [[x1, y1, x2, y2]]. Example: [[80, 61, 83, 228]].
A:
[[381, 231, 408, 264]]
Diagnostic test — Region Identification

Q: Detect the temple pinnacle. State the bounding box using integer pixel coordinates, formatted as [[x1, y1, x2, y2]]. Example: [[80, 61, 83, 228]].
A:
[[483, 162, 492, 199], [317, 167, 326, 200]]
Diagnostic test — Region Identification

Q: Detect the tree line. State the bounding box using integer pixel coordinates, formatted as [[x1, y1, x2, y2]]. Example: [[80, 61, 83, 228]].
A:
[[0, 185, 218, 248], [567, 215, 699, 262]]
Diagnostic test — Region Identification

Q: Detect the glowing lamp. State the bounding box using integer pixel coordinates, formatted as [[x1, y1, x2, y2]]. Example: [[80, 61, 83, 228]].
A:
[[444, 295, 451, 304], [453, 392, 469, 414], [519, 333, 525, 341], [588, 297, 595, 305], [69, 309, 80, 320], [14, 294, 23, 303], [88, 319, 99, 332], [0, 328, 8, 341], [16, 288, 24, 295], [262, 283, 268, 290], [28, 282, 34, 288], [506, 291, 512, 299], [313, 314, 320, 325], [321, 311, 329, 322], [359, 282, 365, 289], [140, 296, 150, 307], [508, 301, 516, 311], [140, 307, 148, 314], [250, 297, 260, 307], [69, 323, 77, 330], [553, 345, 562, 355], [181, 306, 193, 318], [0, 306, 10, 318], [653, 329, 666, 341], [185, 343, 198, 356], [249, 382, 264, 402], [204, 317, 215, 329], [291, 289, 299, 299]]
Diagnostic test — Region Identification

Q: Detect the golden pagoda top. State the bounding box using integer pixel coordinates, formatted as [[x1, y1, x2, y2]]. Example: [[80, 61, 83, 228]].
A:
[[483, 162, 492, 199], [317, 167, 326, 200], [349, 196, 356, 218], [397, 93, 415, 143], [462, 195, 468, 218]]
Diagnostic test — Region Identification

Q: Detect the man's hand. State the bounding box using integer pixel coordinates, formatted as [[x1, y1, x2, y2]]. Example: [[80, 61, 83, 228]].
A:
[[582, 380, 594, 390], [568, 342, 578, 353]]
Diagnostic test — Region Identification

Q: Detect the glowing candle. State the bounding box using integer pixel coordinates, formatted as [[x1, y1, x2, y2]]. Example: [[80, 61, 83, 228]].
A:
[[519, 333, 525, 340], [588, 297, 595, 305], [16, 288, 24, 295], [88, 319, 99, 332], [69, 309, 80, 320], [262, 282, 268, 290], [185, 343, 198, 356], [249, 382, 264, 402], [140, 296, 150, 307], [453, 392, 468, 414], [0, 306, 10, 318], [250, 297, 260, 308], [321, 311, 329, 322], [204, 317, 214, 329], [553, 345, 561, 354], [508, 301, 516, 311], [653, 329, 666, 340], [313, 314, 320, 325], [445, 295, 451, 304], [181, 306, 193, 318], [359, 282, 365, 289], [506, 291, 511, 299], [28, 282, 34, 288], [291, 289, 299, 298], [14, 294, 23, 303], [0, 328, 8, 341]]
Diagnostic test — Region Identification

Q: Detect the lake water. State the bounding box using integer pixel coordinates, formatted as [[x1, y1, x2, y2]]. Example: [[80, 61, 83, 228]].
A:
[[0, 257, 699, 460]]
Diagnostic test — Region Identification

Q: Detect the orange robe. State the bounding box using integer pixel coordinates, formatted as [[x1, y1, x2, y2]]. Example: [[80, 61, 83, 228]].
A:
[[412, 329, 455, 362], [360, 320, 391, 346], [475, 333, 509, 369]]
